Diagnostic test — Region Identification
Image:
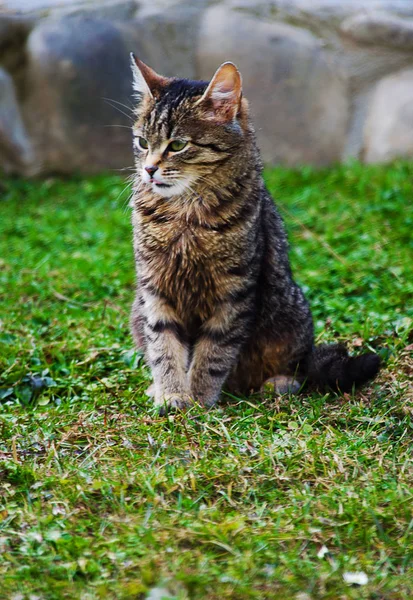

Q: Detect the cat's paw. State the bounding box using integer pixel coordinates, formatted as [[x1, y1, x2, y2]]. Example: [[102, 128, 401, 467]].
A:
[[145, 383, 155, 397], [261, 375, 301, 395], [155, 393, 193, 416]]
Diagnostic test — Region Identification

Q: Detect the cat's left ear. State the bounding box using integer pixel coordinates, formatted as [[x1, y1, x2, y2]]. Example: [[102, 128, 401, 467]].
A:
[[196, 62, 242, 122], [130, 53, 167, 100]]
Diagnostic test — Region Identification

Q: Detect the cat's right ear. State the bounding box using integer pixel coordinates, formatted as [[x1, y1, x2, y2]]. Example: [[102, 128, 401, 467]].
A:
[[196, 62, 242, 122], [130, 53, 167, 100]]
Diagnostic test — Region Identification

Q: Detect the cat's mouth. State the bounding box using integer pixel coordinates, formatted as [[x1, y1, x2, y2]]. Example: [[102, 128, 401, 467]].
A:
[[149, 179, 182, 198], [152, 182, 172, 188], [144, 175, 194, 198]]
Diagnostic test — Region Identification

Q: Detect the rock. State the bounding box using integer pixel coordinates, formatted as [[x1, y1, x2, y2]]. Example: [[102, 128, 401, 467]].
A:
[[0, 67, 35, 175], [19, 2, 209, 175], [363, 68, 413, 163], [23, 15, 142, 174], [131, 1, 209, 79], [197, 5, 348, 166], [2, 0, 137, 19], [3, 0, 67, 10], [223, 0, 413, 27], [340, 11, 413, 50], [0, 15, 35, 47], [4, 0, 413, 174], [53, 1, 138, 22], [0, 14, 35, 89]]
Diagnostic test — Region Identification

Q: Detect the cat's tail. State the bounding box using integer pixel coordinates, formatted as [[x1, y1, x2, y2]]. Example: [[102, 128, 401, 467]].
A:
[[306, 343, 380, 392]]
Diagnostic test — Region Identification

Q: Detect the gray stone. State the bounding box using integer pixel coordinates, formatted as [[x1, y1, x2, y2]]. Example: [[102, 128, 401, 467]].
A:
[[3, 0, 71, 10], [340, 11, 413, 50], [2, 0, 138, 19], [131, 2, 208, 79], [4, 0, 413, 174], [0, 67, 35, 175], [223, 0, 413, 26], [197, 5, 348, 166], [0, 15, 35, 47], [363, 68, 413, 163], [23, 15, 142, 174], [0, 14, 35, 90], [19, 2, 209, 175], [55, 1, 138, 21]]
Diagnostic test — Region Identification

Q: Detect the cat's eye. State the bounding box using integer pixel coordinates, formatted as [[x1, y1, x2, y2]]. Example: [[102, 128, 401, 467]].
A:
[[138, 137, 149, 150], [169, 139, 187, 152]]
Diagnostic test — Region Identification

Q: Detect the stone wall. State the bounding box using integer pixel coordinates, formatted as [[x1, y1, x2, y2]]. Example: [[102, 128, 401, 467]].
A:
[[2, 0, 413, 175]]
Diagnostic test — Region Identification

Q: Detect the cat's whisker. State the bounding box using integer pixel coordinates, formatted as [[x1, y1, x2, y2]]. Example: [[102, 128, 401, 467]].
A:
[[102, 97, 135, 113], [192, 173, 220, 192], [167, 178, 195, 197], [103, 99, 134, 122], [113, 166, 136, 173], [123, 194, 134, 212], [184, 181, 200, 196], [115, 180, 133, 210], [111, 170, 136, 210], [104, 124, 132, 130]]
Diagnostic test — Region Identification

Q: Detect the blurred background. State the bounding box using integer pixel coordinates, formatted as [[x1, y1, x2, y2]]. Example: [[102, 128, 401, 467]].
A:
[[2, 0, 413, 176]]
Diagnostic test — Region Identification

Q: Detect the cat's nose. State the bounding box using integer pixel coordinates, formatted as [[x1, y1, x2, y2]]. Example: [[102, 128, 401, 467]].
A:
[[145, 165, 159, 178]]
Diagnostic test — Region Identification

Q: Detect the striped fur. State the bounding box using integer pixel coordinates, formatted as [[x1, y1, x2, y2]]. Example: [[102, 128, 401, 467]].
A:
[[130, 58, 380, 411]]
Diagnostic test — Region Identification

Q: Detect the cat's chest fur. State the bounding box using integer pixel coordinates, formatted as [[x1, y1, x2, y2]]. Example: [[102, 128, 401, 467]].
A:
[[133, 205, 249, 319]]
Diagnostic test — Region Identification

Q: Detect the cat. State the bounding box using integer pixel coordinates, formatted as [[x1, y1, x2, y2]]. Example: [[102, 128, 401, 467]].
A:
[[129, 54, 380, 413]]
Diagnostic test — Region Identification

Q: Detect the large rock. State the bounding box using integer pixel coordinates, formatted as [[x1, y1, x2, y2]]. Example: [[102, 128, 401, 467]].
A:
[[0, 68, 35, 175], [221, 2, 413, 160], [223, 0, 413, 22], [363, 68, 413, 163], [340, 11, 413, 50], [19, 3, 205, 175], [23, 15, 142, 174], [0, 14, 34, 48], [3, 0, 413, 173], [129, 2, 208, 79], [197, 5, 348, 166], [1, 0, 138, 19]]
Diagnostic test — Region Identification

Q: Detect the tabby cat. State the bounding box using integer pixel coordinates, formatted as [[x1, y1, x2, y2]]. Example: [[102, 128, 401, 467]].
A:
[[129, 54, 380, 413]]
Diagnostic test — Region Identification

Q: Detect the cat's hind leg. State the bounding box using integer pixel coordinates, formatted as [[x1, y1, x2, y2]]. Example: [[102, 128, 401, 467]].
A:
[[227, 332, 310, 396], [261, 375, 301, 395]]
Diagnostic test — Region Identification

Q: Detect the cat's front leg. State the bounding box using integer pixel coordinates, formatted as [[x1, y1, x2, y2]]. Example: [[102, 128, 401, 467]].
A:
[[140, 290, 190, 411], [188, 302, 252, 407]]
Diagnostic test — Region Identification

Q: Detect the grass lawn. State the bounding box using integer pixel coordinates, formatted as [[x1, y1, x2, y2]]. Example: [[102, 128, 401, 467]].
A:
[[0, 162, 412, 600]]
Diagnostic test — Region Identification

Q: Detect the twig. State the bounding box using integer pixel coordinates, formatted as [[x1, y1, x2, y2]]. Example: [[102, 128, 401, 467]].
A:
[[51, 289, 94, 308], [12, 437, 18, 463]]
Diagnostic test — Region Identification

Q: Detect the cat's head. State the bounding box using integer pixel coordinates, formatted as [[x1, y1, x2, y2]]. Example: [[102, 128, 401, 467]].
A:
[[130, 54, 250, 198]]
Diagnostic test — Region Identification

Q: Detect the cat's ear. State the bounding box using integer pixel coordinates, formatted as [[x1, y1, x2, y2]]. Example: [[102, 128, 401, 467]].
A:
[[130, 53, 167, 100], [196, 62, 242, 122]]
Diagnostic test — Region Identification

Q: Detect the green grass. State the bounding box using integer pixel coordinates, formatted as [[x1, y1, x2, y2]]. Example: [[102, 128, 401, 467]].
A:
[[0, 162, 412, 599]]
